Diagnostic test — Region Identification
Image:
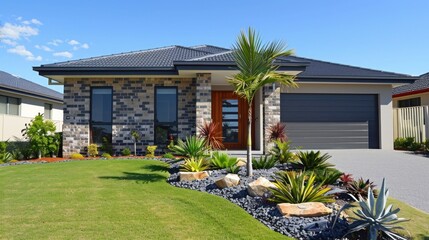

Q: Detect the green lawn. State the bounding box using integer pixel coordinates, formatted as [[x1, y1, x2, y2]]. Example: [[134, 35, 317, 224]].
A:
[[0, 160, 289, 240]]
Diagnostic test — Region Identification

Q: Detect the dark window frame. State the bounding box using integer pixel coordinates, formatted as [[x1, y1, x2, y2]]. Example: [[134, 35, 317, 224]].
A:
[[398, 97, 421, 108], [154, 86, 178, 144], [90, 86, 113, 145], [0, 95, 21, 116]]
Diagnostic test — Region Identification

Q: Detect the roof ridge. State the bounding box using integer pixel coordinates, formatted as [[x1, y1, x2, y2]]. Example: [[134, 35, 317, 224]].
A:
[[288, 55, 413, 77], [41, 45, 180, 67], [190, 44, 230, 51], [174, 45, 214, 55], [420, 72, 429, 77], [186, 50, 234, 61]]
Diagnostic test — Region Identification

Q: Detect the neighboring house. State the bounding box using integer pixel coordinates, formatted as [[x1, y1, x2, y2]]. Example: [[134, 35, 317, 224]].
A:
[[0, 70, 63, 141], [33, 45, 415, 156], [392, 72, 429, 107]]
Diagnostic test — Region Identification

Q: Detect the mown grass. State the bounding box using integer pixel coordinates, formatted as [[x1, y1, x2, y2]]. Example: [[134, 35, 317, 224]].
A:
[[0, 160, 289, 240]]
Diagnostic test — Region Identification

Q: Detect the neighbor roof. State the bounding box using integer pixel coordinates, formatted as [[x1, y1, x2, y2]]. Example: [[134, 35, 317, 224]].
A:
[[0, 70, 63, 102], [393, 72, 429, 97], [34, 44, 416, 83]]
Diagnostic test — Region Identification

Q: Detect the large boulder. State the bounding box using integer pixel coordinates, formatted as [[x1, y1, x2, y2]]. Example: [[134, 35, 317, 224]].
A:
[[247, 177, 276, 197], [277, 202, 333, 217], [179, 171, 209, 181], [215, 174, 240, 189]]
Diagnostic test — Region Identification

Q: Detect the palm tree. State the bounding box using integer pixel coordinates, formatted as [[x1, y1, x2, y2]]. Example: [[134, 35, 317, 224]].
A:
[[228, 28, 297, 176]]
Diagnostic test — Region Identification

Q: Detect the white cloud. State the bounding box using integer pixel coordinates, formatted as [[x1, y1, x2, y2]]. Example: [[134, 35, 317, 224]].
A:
[[1, 39, 17, 46], [7, 45, 42, 61], [48, 39, 63, 46], [22, 20, 30, 25], [68, 39, 80, 45], [0, 22, 39, 39], [31, 19, 43, 25], [81, 43, 89, 49], [35, 44, 52, 52], [53, 51, 73, 58]]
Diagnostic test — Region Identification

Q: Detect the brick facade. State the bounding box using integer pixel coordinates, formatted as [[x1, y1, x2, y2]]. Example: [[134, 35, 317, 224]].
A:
[[63, 77, 196, 157], [195, 73, 212, 134], [263, 84, 281, 152]]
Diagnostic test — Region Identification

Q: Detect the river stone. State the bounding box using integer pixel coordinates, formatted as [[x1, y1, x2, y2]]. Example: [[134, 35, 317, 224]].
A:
[[179, 171, 209, 181], [247, 177, 276, 197], [215, 174, 240, 189], [277, 202, 333, 217]]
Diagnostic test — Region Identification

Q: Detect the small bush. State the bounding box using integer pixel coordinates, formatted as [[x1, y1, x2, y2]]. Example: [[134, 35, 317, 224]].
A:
[[146, 145, 157, 158], [307, 168, 342, 185], [252, 155, 278, 169], [296, 151, 334, 170], [270, 140, 296, 163], [88, 144, 98, 157], [170, 136, 208, 158], [70, 153, 84, 159], [394, 137, 423, 151], [180, 157, 209, 172], [162, 153, 174, 159], [122, 147, 131, 156], [0, 142, 12, 163], [101, 152, 112, 159], [227, 165, 240, 174], [210, 152, 238, 169], [269, 171, 333, 204]]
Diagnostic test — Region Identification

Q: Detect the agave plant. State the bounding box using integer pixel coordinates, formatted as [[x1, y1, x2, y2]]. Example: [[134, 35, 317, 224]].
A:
[[180, 157, 210, 172], [252, 155, 278, 169], [308, 168, 342, 185], [269, 140, 296, 163], [210, 152, 238, 169], [335, 178, 408, 240], [268, 122, 287, 142], [170, 136, 209, 158], [347, 178, 377, 199], [269, 171, 334, 204], [296, 151, 334, 171], [198, 121, 224, 150]]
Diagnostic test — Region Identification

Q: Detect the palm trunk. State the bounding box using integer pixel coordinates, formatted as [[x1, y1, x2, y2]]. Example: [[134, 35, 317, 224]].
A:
[[134, 142, 137, 156], [247, 103, 253, 176]]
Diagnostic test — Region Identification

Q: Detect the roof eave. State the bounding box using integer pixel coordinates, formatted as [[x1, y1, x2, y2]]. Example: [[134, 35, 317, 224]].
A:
[[0, 85, 63, 103], [297, 76, 417, 84]]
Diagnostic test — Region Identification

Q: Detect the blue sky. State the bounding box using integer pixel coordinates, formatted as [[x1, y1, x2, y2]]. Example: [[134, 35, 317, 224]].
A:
[[1, 0, 429, 93]]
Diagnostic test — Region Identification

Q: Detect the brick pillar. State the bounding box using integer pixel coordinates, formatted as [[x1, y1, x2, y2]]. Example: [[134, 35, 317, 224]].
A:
[[195, 73, 212, 135], [263, 84, 281, 153]]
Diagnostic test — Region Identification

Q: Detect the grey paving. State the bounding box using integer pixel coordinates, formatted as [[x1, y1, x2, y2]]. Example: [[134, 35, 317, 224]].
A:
[[325, 149, 429, 213]]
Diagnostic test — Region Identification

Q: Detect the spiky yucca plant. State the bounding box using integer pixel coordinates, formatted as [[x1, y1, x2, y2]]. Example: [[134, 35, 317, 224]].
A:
[[210, 152, 238, 169], [335, 178, 408, 240], [252, 155, 278, 169], [269, 171, 333, 204], [296, 151, 334, 171], [270, 140, 296, 163], [170, 136, 208, 158], [180, 157, 210, 172], [198, 121, 224, 150], [268, 122, 287, 142]]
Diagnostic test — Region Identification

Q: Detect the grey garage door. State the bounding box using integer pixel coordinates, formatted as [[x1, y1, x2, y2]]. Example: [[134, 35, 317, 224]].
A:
[[280, 94, 379, 149]]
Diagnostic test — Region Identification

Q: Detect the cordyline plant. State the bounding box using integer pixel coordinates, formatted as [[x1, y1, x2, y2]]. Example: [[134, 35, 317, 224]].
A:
[[198, 121, 224, 150], [268, 122, 287, 142], [228, 27, 296, 176], [21, 113, 57, 159]]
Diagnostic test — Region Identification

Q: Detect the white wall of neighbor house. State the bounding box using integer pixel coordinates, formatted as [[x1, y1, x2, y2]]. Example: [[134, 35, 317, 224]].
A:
[[281, 83, 394, 150], [393, 92, 429, 107]]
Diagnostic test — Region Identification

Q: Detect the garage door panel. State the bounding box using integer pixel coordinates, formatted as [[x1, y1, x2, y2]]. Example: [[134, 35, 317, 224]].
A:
[[280, 93, 379, 149]]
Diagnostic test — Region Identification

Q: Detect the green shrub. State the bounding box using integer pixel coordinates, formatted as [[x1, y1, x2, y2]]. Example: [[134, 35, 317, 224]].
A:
[[394, 137, 422, 151], [21, 113, 58, 158], [180, 157, 210, 172], [227, 165, 240, 174], [162, 153, 174, 159], [101, 152, 112, 159], [269, 171, 333, 204], [170, 136, 208, 158], [347, 177, 377, 199], [336, 179, 408, 240], [296, 151, 334, 170], [269, 140, 296, 163], [101, 136, 114, 155], [210, 152, 238, 169], [88, 144, 98, 157], [70, 153, 84, 159], [146, 145, 157, 158], [0, 142, 12, 163], [122, 147, 131, 156], [307, 168, 342, 185], [252, 155, 278, 169]]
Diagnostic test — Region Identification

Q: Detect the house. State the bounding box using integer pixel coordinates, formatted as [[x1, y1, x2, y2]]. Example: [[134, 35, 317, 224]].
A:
[[393, 72, 429, 107], [0, 70, 63, 141], [33, 45, 415, 156]]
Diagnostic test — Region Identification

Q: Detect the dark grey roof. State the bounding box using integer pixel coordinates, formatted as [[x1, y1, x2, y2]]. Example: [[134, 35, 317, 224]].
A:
[[190, 45, 230, 54], [393, 73, 429, 95], [35, 44, 415, 81], [0, 70, 63, 102]]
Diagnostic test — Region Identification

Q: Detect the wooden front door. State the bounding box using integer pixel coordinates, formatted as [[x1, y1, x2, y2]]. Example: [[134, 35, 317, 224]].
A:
[[211, 91, 253, 150]]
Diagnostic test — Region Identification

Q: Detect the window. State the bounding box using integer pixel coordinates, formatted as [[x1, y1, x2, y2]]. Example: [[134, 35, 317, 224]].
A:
[[398, 97, 421, 108], [44, 103, 52, 119], [0, 95, 20, 115], [155, 87, 177, 144], [90, 88, 113, 146]]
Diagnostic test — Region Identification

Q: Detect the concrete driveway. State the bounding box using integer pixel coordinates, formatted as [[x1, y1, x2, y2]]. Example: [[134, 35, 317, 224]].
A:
[[325, 149, 428, 213]]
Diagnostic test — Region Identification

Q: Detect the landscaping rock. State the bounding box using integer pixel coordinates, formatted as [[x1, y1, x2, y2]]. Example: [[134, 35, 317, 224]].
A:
[[179, 171, 209, 181], [277, 202, 333, 217], [247, 177, 276, 197], [215, 174, 240, 189], [236, 158, 246, 167]]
